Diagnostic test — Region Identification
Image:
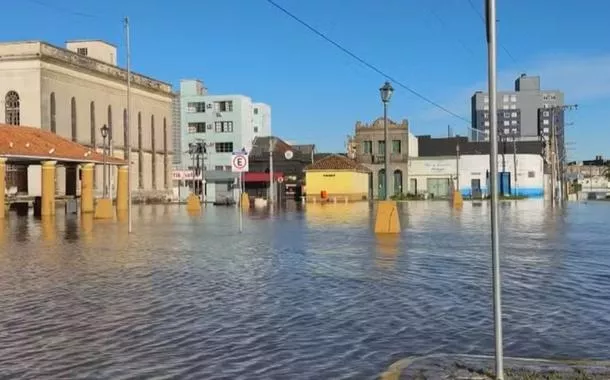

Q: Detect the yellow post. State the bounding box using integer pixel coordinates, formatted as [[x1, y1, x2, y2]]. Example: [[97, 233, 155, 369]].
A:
[[451, 190, 464, 208], [80, 163, 95, 214], [0, 157, 6, 219], [374, 200, 401, 234], [186, 193, 201, 213], [240, 192, 250, 210], [116, 165, 128, 212], [41, 161, 57, 217]]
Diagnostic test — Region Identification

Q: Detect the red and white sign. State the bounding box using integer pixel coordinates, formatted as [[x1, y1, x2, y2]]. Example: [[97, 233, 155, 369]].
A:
[[231, 153, 249, 173], [172, 170, 202, 180], [277, 177, 284, 183]]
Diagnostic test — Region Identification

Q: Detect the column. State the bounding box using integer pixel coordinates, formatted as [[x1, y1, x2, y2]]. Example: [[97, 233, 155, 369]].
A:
[[41, 161, 57, 217], [116, 165, 128, 212], [0, 158, 6, 219], [81, 163, 95, 214]]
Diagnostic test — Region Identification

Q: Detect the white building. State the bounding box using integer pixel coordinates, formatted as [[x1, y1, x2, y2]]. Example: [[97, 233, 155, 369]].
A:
[[0, 39, 173, 198]]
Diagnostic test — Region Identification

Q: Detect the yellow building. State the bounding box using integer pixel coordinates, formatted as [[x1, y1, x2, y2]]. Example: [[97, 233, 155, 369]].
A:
[[304, 154, 371, 202]]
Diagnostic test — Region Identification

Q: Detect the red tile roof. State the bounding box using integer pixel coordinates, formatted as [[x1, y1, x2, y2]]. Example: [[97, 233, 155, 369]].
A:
[[0, 124, 126, 165], [305, 154, 370, 172]]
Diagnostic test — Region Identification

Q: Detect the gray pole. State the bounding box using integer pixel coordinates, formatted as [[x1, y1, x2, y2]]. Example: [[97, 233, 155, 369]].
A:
[[103, 135, 108, 198], [456, 139, 460, 191], [383, 101, 389, 200], [125, 17, 133, 233], [486, 0, 504, 378], [550, 109, 557, 207], [405, 122, 410, 195], [513, 133, 517, 196], [269, 138, 275, 204]]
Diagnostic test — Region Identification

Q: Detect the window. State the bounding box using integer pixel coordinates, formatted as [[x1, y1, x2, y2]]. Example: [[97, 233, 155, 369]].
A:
[[483, 105, 489, 110], [77, 47, 88, 56], [363, 140, 372, 154], [484, 121, 490, 127], [503, 95, 509, 102], [484, 112, 489, 119], [215, 142, 233, 153], [511, 120, 518, 125], [254, 126, 259, 133], [4, 91, 20, 125], [542, 127, 549, 134], [503, 128, 509, 134], [107, 105, 113, 141], [215, 166, 224, 171], [214, 121, 234, 132], [510, 104, 516, 109], [187, 102, 205, 113], [378, 141, 385, 155], [528, 171, 535, 178], [511, 112, 517, 118], [543, 94, 549, 100], [484, 96, 489, 103], [543, 103, 550, 109], [225, 165, 232, 171], [71, 97, 77, 142], [503, 120, 510, 126], [511, 128, 518, 134], [392, 140, 401, 154], [253, 108, 259, 115], [89, 101, 95, 147], [502, 104, 509, 110], [543, 119, 549, 125], [503, 112, 510, 118], [188, 122, 206, 133], [543, 111, 550, 117], [214, 101, 233, 112], [50, 93, 56, 133], [550, 94, 557, 100], [510, 95, 517, 102]]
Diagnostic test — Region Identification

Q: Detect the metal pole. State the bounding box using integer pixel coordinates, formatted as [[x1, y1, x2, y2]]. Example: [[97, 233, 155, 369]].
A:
[[550, 109, 557, 207], [103, 135, 108, 198], [405, 121, 410, 195], [125, 17, 133, 233], [456, 139, 460, 191], [239, 171, 243, 233], [486, 0, 504, 378], [269, 138, 274, 204], [383, 101, 389, 200], [513, 134, 517, 196]]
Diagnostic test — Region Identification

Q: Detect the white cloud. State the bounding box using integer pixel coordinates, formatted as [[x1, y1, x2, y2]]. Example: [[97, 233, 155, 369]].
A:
[[413, 53, 610, 127]]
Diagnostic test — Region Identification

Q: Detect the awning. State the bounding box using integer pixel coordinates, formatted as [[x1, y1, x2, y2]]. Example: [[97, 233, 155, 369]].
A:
[[243, 172, 284, 183]]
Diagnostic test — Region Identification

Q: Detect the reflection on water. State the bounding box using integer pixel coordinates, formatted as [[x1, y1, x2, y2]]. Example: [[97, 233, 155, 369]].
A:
[[1, 201, 610, 379]]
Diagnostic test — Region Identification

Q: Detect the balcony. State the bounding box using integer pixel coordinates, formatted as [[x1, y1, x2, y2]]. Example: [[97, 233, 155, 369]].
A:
[[356, 154, 409, 164]]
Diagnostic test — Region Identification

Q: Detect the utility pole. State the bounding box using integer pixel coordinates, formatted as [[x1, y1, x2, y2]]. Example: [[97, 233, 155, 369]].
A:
[[512, 132, 517, 196], [269, 137, 274, 204], [486, 0, 504, 378], [456, 136, 460, 192], [405, 121, 410, 195], [549, 104, 578, 206], [124, 17, 132, 233]]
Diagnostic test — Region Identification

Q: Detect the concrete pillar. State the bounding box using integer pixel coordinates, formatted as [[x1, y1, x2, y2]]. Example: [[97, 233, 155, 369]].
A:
[[80, 163, 95, 214], [0, 157, 6, 219], [116, 165, 128, 212], [41, 161, 57, 217]]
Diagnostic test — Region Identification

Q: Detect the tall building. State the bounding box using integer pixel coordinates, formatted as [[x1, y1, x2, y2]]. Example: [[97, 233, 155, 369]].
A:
[[0, 39, 173, 197], [179, 79, 271, 201], [471, 74, 565, 142], [172, 92, 182, 166]]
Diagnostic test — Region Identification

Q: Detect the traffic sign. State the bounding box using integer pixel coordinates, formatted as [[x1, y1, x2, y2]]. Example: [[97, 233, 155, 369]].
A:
[[231, 153, 249, 172], [284, 150, 294, 160], [277, 177, 284, 183]]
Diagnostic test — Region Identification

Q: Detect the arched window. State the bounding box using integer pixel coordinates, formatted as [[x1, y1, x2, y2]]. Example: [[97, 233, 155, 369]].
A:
[[123, 108, 128, 159], [393, 169, 403, 196], [90, 101, 96, 147], [163, 117, 168, 189], [107, 105, 113, 144], [378, 169, 386, 200], [138, 112, 143, 189], [5, 91, 20, 125], [50, 93, 56, 132], [151, 115, 156, 189], [71, 97, 77, 142]]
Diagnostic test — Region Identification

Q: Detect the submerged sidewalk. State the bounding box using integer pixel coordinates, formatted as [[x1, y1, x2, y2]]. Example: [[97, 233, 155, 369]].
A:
[[380, 354, 610, 379]]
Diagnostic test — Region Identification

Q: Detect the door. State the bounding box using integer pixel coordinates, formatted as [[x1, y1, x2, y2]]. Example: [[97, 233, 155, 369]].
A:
[[427, 178, 451, 198], [471, 178, 481, 198], [410, 178, 417, 195], [498, 172, 511, 196]]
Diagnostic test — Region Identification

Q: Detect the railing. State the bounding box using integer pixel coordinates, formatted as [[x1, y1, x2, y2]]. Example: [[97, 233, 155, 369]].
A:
[[356, 154, 410, 164]]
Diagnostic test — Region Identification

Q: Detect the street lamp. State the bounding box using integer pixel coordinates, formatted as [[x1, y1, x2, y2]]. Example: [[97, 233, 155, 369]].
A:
[[100, 124, 109, 198], [379, 81, 394, 200]]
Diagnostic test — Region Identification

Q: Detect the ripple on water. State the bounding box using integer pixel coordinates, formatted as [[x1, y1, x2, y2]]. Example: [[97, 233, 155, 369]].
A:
[[1, 202, 610, 378]]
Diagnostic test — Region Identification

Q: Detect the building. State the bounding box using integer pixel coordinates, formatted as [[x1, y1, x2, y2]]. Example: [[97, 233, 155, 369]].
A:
[[471, 74, 565, 142], [567, 156, 610, 199], [172, 92, 181, 165], [0, 39, 173, 198], [304, 154, 371, 202], [351, 117, 418, 198], [178, 79, 271, 202]]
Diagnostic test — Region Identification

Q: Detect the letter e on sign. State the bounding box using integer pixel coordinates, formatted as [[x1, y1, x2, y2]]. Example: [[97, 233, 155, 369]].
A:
[[231, 153, 249, 173]]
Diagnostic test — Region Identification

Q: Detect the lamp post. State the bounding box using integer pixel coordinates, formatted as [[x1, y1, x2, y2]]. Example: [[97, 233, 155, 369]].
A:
[[379, 81, 394, 200], [100, 124, 109, 198]]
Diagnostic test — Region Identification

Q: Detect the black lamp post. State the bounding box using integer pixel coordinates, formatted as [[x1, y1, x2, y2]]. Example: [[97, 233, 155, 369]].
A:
[[100, 124, 109, 198], [379, 81, 394, 200]]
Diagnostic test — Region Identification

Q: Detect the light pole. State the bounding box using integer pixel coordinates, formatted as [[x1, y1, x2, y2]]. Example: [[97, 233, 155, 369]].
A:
[[379, 81, 394, 200], [100, 124, 109, 198]]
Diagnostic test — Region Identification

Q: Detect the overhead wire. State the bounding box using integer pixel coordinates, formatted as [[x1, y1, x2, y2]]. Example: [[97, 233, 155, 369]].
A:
[[264, 0, 471, 124]]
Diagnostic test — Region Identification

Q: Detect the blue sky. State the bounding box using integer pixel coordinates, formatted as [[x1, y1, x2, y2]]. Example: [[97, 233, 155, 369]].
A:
[[5, 0, 610, 160]]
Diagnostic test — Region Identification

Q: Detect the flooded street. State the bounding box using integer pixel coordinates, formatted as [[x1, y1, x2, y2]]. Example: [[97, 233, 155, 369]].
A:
[[1, 201, 610, 379]]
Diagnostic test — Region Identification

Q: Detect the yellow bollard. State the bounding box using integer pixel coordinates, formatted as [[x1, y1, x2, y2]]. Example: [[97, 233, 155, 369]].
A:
[[116, 165, 128, 212], [374, 200, 401, 234], [41, 161, 57, 217], [80, 163, 95, 214], [186, 193, 201, 213], [240, 192, 250, 210], [451, 190, 464, 208], [94, 198, 114, 219]]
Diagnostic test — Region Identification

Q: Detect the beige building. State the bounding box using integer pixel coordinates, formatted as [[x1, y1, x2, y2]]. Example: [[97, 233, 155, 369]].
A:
[[351, 117, 418, 198], [0, 39, 173, 198]]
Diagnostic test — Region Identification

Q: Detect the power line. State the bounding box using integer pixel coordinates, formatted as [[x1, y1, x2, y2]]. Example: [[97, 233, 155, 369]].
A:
[[22, 0, 121, 22], [420, 0, 476, 57], [264, 0, 470, 124]]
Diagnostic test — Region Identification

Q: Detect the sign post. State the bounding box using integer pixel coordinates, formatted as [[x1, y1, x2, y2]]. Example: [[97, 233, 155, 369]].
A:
[[232, 152, 249, 233]]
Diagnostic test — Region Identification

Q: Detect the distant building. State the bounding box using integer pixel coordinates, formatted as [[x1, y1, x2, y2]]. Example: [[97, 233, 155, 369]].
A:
[[304, 154, 371, 202], [471, 74, 565, 142], [0, 39, 173, 197], [352, 117, 418, 199], [172, 92, 181, 165]]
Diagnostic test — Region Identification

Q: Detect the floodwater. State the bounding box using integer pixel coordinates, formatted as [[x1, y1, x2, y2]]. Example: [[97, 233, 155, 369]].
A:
[[1, 200, 610, 379]]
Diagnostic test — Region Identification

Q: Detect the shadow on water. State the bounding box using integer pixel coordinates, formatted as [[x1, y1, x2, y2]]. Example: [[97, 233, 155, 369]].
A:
[[0, 201, 610, 379]]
